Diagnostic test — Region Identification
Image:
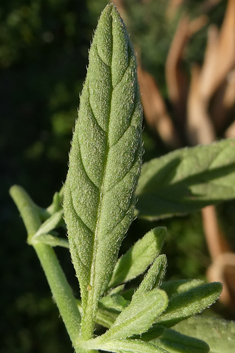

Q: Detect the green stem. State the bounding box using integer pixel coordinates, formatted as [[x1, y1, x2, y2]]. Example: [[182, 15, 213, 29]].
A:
[[9, 185, 92, 353]]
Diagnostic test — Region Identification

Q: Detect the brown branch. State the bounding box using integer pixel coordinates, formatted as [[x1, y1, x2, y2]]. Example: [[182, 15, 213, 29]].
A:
[[138, 66, 181, 148], [166, 15, 190, 124]]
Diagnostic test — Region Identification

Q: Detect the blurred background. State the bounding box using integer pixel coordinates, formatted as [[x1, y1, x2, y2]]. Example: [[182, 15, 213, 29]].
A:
[[1, 0, 235, 352]]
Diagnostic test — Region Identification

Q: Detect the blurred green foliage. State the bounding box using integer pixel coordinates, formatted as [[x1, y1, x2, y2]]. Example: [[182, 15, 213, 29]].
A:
[[1, 0, 232, 352]]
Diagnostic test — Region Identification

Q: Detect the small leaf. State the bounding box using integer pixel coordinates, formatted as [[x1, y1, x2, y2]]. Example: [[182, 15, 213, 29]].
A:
[[108, 227, 166, 289], [108, 284, 125, 296], [99, 294, 129, 312], [101, 289, 168, 340], [32, 233, 69, 248], [132, 254, 167, 300], [35, 210, 63, 236], [152, 328, 209, 353], [175, 316, 235, 353], [46, 187, 64, 215], [136, 139, 235, 220], [63, 3, 143, 331], [155, 282, 222, 327]]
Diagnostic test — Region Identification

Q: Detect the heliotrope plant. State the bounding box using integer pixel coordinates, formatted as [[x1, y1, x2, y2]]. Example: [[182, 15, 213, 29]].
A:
[[10, 4, 235, 353]]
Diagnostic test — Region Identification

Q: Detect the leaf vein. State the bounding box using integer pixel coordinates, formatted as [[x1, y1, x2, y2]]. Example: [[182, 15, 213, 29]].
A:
[[76, 134, 100, 190]]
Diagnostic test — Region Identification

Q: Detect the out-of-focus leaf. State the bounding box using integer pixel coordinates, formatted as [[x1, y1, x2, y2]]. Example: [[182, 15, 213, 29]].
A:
[[136, 139, 235, 220], [175, 316, 235, 353]]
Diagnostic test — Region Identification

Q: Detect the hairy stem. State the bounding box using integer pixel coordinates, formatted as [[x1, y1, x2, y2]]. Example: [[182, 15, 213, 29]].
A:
[[9, 185, 90, 352]]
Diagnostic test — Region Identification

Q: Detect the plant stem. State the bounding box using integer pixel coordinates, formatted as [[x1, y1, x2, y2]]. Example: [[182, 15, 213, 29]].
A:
[[9, 185, 89, 352]]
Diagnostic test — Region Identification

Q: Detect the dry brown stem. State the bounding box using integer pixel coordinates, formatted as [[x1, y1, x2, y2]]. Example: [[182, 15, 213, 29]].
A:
[[138, 66, 181, 148], [166, 15, 190, 124]]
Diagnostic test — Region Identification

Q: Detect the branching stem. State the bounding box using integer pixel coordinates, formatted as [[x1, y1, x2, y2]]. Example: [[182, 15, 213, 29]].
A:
[[9, 185, 95, 353]]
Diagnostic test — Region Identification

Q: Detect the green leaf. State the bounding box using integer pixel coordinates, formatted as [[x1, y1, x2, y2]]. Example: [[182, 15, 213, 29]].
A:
[[132, 254, 167, 300], [155, 282, 222, 327], [136, 139, 235, 220], [175, 316, 235, 353], [99, 294, 129, 312], [108, 228, 166, 289], [108, 284, 125, 296], [152, 328, 209, 353], [47, 187, 64, 215], [63, 3, 142, 336], [101, 289, 168, 340], [133, 323, 165, 341], [32, 233, 69, 248], [96, 307, 119, 329], [34, 210, 63, 236], [96, 294, 129, 329], [161, 279, 205, 299], [85, 337, 167, 353]]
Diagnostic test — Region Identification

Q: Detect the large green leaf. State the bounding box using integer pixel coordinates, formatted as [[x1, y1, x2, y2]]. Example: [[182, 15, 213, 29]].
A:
[[63, 4, 142, 334], [136, 139, 235, 220], [175, 316, 235, 353]]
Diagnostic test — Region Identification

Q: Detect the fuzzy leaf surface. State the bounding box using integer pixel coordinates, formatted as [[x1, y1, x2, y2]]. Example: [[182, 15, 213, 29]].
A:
[[34, 210, 63, 236], [63, 3, 142, 329], [108, 227, 166, 289], [86, 337, 167, 353], [32, 233, 69, 248], [136, 139, 235, 220], [155, 282, 222, 327], [175, 316, 235, 353], [102, 289, 168, 340], [132, 254, 167, 300]]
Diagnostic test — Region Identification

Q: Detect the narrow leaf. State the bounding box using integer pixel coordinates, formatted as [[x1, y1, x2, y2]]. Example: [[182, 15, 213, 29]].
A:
[[136, 139, 235, 220], [132, 254, 167, 300], [47, 187, 64, 215], [63, 3, 142, 333], [32, 233, 69, 248], [153, 328, 209, 353], [155, 282, 222, 327], [108, 228, 166, 289], [109, 284, 125, 296], [96, 307, 119, 329], [175, 316, 235, 353], [102, 289, 168, 340], [35, 210, 63, 236]]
